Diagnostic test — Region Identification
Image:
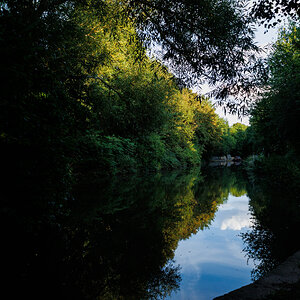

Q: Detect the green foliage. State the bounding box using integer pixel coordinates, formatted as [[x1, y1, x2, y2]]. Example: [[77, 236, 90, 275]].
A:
[[250, 23, 300, 155], [242, 26, 300, 279], [76, 132, 138, 174], [0, 0, 246, 185], [245, 154, 300, 191], [124, 0, 262, 106], [213, 122, 251, 157]]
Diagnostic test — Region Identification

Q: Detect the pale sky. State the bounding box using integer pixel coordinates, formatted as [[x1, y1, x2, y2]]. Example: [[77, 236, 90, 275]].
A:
[[202, 23, 282, 126]]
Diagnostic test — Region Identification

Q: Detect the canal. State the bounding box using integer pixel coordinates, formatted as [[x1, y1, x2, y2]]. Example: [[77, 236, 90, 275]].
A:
[[3, 166, 300, 299]]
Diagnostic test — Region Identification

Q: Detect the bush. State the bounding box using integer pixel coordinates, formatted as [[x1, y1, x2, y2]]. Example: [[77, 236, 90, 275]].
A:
[[244, 154, 300, 193], [76, 132, 137, 175]]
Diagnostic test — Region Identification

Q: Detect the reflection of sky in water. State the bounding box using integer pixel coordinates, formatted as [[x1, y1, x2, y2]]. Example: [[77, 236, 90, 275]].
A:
[[168, 194, 254, 300]]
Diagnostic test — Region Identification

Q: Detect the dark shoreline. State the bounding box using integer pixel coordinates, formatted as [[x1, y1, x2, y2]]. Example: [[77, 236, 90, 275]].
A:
[[214, 250, 300, 300]]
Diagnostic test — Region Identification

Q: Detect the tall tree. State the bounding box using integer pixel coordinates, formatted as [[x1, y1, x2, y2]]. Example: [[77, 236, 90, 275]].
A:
[[123, 0, 262, 103], [251, 0, 300, 26], [250, 23, 300, 155]]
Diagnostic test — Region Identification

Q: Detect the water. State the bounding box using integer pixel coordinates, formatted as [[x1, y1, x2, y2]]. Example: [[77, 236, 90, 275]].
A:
[[169, 193, 254, 300], [3, 166, 299, 299]]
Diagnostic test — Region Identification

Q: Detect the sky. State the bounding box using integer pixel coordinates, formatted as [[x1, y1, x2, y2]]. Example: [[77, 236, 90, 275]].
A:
[[200, 23, 282, 126], [168, 193, 255, 300]]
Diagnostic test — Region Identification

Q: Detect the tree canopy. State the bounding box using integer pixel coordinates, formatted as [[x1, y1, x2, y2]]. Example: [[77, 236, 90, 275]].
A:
[[250, 23, 300, 155], [251, 0, 300, 26]]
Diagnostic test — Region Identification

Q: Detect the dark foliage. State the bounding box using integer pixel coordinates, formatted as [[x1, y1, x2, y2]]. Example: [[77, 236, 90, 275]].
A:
[[252, 0, 300, 26], [124, 0, 264, 105]]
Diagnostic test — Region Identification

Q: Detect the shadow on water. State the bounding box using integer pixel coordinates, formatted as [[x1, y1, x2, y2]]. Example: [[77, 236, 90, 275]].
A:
[[241, 173, 300, 281], [1, 168, 216, 299], [2, 165, 299, 299]]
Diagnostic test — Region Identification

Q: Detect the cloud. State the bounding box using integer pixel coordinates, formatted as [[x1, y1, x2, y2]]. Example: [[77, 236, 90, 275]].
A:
[[173, 193, 254, 276], [220, 214, 253, 230], [214, 194, 253, 231]]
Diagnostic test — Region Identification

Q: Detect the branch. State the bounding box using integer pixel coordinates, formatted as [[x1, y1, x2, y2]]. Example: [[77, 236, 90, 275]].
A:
[[87, 76, 124, 100]]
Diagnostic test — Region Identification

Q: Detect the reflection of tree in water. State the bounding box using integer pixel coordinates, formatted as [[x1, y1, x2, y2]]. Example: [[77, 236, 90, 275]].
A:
[[197, 166, 248, 202], [69, 169, 231, 299], [3, 166, 253, 299], [241, 177, 300, 281], [3, 168, 230, 299]]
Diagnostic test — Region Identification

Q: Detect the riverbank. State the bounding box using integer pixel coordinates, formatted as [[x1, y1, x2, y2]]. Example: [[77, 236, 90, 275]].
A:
[[214, 250, 300, 300]]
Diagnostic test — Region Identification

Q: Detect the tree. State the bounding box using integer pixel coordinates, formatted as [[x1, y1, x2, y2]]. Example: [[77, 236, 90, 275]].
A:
[[251, 0, 300, 26], [250, 23, 300, 155], [123, 0, 262, 104], [0, 0, 105, 185]]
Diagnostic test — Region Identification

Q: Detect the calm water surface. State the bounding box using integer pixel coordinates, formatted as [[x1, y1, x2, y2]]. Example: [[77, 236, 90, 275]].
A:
[[4, 166, 299, 299], [168, 193, 254, 300]]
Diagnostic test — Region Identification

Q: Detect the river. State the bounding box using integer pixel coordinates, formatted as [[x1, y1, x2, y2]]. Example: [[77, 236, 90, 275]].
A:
[[168, 192, 253, 300], [3, 166, 299, 299]]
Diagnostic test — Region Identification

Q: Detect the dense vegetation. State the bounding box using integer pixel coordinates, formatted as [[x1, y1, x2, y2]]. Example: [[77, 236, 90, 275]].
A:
[[1, 0, 259, 187], [1, 0, 300, 297], [212, 22, 300, 163], [250, 24, 300, 154], [1, 0, 298, 181], [243, 22, 300, 183], [237, 22, 300, 295]]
